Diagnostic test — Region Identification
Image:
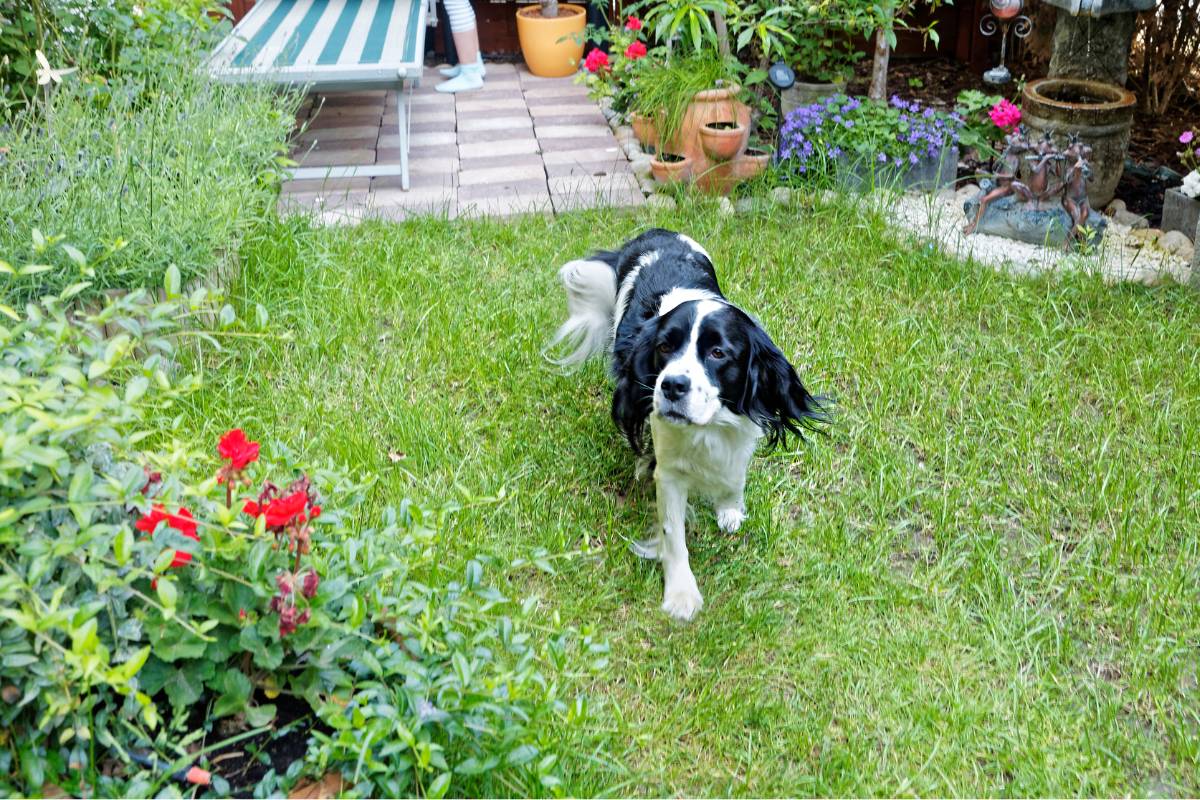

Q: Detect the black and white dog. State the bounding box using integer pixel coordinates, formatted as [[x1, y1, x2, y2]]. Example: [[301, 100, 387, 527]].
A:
[[549, 228, 826, 621]]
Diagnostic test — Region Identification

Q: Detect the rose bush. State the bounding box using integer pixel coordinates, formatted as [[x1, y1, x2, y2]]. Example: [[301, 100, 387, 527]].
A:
[[577, 15, 653, 115], [0, 253, 608, 797]]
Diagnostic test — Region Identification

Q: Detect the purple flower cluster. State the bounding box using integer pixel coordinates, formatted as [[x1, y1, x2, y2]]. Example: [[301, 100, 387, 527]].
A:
[[779, 93, 963, 176]]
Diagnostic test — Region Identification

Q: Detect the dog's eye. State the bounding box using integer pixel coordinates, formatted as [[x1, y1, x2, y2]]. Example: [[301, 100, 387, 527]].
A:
[[710, 347, 726, 360], [657, 343, 672, 355]]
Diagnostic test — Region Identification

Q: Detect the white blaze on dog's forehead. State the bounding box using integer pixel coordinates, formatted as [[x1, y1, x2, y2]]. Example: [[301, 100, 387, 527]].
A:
[[637, 249, 661, 268], [676, 234, 710, 260], [658, 288, 719, 317]]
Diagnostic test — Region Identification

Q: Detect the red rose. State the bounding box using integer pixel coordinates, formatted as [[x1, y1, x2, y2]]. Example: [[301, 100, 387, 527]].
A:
[[218, 429, 260, 471], [625, 15, 642, 31], [135, 505, 199, 568], [624, 41, 647, 60], [583, 49, 610, 73], [264, 491, 309, 529]]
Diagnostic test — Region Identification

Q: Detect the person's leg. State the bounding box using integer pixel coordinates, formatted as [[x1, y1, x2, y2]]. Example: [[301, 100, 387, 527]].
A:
[[437, 0, 485, 89]]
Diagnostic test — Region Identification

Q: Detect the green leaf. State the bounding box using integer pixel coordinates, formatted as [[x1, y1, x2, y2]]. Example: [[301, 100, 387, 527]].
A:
[[218, 304, 236, 328], [61, 243, 87, 268], [245, 704, 277, 728], [124, 375, 149, 404], [213, 670, 253, 718], [114, 526, 133, 565], [164, 264, 181, 297], [0, 305, 19, 322], [426, 772, 452, 799], [505, 744, 539, 766], [156, 577, 178, 615]]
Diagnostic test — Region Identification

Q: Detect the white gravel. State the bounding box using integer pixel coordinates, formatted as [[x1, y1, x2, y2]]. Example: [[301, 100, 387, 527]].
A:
[[884, 190, 1195, 287]]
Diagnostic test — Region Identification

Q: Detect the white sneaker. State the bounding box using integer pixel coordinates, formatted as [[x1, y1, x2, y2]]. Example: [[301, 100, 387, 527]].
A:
[[435, 62, 484, 93], [438, 56, 485, 78]]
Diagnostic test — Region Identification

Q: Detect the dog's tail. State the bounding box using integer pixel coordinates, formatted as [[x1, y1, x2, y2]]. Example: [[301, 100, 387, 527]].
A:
[[544, 254, 618, 370]]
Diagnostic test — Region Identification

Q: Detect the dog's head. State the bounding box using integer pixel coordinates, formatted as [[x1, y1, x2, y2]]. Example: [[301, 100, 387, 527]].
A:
[[612, 300, 826, 452]]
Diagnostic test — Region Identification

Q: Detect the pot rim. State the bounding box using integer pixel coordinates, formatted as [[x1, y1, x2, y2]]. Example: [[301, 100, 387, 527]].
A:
[[516, 3, 586, 19], [1022, 77, 1136, 112], [692, 85, 741, 102]]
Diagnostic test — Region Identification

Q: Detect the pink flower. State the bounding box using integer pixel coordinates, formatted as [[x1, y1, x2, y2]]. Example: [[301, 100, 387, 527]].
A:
[[583, 49, 610, 73], [989, 99, 1022, 132], [625, 15, 642, 31], [1181, 130, 1195, 145], [624, 41, 647, 60]]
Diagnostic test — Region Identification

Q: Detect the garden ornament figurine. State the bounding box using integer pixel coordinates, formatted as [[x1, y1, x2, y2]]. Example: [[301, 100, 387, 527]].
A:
[[963, 127, 1107, 249]]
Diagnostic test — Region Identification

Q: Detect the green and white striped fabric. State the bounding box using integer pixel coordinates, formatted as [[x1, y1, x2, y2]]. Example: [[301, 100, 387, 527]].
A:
[[209, 0, 426, 86]]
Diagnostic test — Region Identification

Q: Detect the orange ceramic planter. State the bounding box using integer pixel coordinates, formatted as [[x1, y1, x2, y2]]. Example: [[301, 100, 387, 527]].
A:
[[699, 121, 746, 161], [516, 4, 586, 78], [650, 153, 692, 185]]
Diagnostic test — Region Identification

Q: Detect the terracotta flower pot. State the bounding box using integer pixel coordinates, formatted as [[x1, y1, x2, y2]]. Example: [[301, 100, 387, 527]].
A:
[[699, 121, 746, 162], [650, 153, 691, 185], [630, 111, 658, 149], [730, 147, 772, 181], [516, 3, 586, 78]]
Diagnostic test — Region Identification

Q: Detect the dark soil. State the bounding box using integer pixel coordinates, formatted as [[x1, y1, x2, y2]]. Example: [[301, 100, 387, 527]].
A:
[[658, 152, 687, 163], [848, 55, 1199, 220], [705, 121, 740, 130], [202, 693, 323, 794]]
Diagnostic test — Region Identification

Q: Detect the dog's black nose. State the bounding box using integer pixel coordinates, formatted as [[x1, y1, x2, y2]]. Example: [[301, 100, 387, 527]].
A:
[[660, 374, 690, 401]]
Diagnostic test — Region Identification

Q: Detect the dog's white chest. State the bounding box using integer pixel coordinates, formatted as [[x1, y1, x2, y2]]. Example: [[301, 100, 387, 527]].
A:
[[650, 413, 761, 495]]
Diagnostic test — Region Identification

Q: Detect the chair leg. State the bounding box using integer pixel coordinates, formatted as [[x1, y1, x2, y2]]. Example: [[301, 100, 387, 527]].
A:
[[398, 80, 411, 191]]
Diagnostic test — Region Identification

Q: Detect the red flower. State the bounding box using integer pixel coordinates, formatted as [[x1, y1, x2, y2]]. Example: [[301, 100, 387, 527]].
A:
[[583, 49, 610, 73], [135, 505, 199, 568], [244, 490, 310, 529], [624, 41, 647, 60], [301, 569, 320, 599], [238, 608, 247, 621], [278, 606, 311, 637], [988, 99, 1022, 132], [218, 429, 259, 471], [625, 15, 642, 31]]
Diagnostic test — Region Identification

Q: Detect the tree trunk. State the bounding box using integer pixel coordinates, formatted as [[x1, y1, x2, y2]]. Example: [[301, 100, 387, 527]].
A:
[[542, 0, 558, 18], [868, 22, 891, 101]]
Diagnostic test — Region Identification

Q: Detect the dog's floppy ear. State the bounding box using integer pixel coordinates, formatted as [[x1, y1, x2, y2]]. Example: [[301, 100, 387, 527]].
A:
[[611, 322, 659, 455], [738, 325, 829, 449]]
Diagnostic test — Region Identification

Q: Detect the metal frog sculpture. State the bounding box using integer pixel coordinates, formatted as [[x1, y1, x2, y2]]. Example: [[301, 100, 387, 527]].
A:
[[963, 128, 1106, 249]]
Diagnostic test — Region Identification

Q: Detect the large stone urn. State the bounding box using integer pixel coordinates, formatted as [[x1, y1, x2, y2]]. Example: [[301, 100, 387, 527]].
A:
[[1020, 77, 1135, 208]]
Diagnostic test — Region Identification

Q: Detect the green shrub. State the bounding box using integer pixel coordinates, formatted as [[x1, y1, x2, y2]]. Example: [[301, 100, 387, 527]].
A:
[[0, 46, 298, 300], [0, 0, 224, 112], [0, 260, 607, 797]]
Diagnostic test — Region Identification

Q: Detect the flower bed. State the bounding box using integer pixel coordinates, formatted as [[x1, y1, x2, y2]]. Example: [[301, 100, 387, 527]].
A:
[[779, 94, 965, 192]]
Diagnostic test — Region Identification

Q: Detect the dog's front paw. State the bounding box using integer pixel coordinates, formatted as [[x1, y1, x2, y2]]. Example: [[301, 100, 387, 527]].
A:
[[661, 578, 703, 622], [716, 507, 746, 534]]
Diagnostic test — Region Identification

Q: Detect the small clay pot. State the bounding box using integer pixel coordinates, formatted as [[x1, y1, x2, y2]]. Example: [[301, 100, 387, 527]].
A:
[[630, 111, 659, 149], [731, 147, 772, 180], [650, 152, 692, 184], [699, 121, 746, 162]]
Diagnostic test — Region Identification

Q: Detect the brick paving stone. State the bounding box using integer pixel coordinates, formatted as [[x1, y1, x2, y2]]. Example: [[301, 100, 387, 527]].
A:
[[457, 115, 533, 132], [551, 187, 645, 213], [408, 143, 461, 161], [372, 170, 458, 190], [293, 136, 376, 153], [315, 90, 386, 104], [371, 186, 457, 210], [458, 178, 550, 201], [455, 97, 529, 113], [410, 119, 457, 134], [459, 139, 541, 159], [279, 190, 372, 216], [548, 173, 640, 196], [457, 129, 538, 146], [389, 108, 455, 125], [281, 177, 371, 194], [530, 112, 608, 127], [458, 192, 553, 219], [543, 158, 631, 179], [535, 123, 614, 139], [307, 112, 382, 129], [537, 136, 620, 153], [459, 152, 546, 172], [296, 125, 380, 143], [409, 131, 458, 147], [459, 163, 547, 186], [458, 88, 525, 101], [540, 146, 625, 166], [527, 103, 605, 118], [410, 93, 455, 108], [295, 148, 375, 167], [523, 85, 590, 100]]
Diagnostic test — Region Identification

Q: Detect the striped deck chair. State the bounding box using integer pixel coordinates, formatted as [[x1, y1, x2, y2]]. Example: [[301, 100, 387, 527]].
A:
[[209, 0, 431, 190]]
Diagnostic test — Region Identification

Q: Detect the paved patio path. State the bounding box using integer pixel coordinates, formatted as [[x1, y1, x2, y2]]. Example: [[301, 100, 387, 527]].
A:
[[281, 62, 644, 222]]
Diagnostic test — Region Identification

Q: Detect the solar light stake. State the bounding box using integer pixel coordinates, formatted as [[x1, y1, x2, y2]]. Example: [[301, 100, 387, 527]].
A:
[[980, 0, 1032, 85]]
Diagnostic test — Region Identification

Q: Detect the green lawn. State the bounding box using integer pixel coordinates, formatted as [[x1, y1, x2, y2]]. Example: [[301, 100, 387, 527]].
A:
[[184, 197, 1200, 796]]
